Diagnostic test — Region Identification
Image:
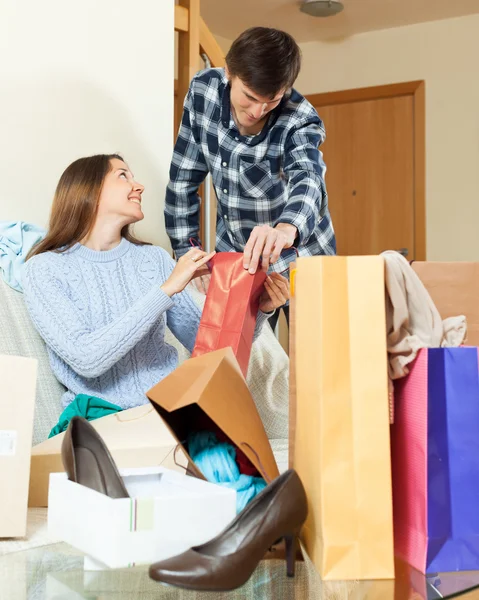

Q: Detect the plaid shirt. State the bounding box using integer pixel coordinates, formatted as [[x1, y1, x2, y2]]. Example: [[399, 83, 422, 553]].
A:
[[165, 68, 336, 273]]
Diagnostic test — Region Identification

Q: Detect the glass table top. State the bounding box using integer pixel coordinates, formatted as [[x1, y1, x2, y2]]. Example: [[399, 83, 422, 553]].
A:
[[2, 542, 479, 600]]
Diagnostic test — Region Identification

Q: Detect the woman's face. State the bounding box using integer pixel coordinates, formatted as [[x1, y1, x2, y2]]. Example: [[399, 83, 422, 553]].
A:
[[97, 158, 145, 225]]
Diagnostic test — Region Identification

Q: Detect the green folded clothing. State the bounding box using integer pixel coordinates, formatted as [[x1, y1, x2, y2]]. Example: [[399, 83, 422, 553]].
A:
[[49, 394, 123, 438]]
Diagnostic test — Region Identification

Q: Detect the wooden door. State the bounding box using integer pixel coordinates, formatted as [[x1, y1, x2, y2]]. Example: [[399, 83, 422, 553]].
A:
[[309, 81, 425, 260]]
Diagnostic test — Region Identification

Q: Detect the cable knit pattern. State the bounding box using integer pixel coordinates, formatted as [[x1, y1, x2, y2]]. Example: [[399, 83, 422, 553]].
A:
[[22, 239, 204, 409], [23, 238, 270, 410]]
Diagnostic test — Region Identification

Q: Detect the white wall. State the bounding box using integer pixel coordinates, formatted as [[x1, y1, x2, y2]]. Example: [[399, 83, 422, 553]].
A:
[[0, 0, 174, 248], [295, 15, 479, 261]]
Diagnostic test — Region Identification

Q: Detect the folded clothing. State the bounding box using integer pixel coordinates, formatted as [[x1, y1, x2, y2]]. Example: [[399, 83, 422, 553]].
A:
[[49, 394, 122, 438], [0, 221, 46, 292], [188, 431, 266, 513], [194, 412, 260, 477]]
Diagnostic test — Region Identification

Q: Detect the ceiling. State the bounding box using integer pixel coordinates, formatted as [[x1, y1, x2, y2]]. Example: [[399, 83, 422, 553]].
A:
[[200, 0, 479, 43]]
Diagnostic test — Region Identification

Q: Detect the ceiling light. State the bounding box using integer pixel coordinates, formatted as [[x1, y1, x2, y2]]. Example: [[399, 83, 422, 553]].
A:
[[300, 0, 344, 17]]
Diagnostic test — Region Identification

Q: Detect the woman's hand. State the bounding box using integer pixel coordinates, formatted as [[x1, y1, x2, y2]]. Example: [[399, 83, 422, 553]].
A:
[[191, 271, 212, 295], [259, 272, 290, 314], [161, 248, 216, 297]]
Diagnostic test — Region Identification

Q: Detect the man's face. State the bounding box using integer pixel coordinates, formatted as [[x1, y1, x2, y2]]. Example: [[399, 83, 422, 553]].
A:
[[228, 74, 285, 130]]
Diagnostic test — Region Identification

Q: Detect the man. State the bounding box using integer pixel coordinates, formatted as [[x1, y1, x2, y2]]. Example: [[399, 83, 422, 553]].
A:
[[165, 27, 336, 330]]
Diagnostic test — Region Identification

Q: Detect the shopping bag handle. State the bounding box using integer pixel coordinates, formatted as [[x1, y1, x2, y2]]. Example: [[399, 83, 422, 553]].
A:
[[188, 238, 214, 274], [278, 247, 299, 275], [189, 237, 202, 249], [173, 443, 203, 478], [290, 268, 297, 296], [114, 406, 154, 422], [240, 441, 272, 484]]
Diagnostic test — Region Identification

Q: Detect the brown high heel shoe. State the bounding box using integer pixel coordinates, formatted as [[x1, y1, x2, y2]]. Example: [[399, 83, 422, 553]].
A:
[[61, 416, 129, 499], [149, 469, 307, 592]]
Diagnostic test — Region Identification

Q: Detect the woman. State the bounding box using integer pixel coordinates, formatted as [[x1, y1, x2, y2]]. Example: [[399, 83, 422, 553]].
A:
[[23, 154, 289, 410]]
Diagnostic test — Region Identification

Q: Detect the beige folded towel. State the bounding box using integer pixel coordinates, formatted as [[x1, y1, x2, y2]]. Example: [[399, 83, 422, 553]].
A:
[[382, 251, 467, 423], [383, 251, 466, 380]]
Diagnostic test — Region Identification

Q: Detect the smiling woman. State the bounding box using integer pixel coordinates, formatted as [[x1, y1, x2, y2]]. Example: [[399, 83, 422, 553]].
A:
[[27, 154, 149, 258], [21, 154, 285, 413]]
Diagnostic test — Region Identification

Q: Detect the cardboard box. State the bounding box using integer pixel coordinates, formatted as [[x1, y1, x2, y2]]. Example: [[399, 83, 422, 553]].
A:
[[146, 347, 280, 484], [29, 404, 187, 507], [0, 355, 37, 537], [48, 466, 236, 569]]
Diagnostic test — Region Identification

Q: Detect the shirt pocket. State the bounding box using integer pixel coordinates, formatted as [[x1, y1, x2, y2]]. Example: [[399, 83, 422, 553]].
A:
[[239, 158, 280, 199]]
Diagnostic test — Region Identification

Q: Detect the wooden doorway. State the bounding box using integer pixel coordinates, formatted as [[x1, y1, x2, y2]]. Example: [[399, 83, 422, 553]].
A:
[[308, 81, 426, 260]]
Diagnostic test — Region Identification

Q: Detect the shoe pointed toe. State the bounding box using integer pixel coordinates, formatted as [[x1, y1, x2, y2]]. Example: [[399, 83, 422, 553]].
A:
[[149, 549, 214, 588]]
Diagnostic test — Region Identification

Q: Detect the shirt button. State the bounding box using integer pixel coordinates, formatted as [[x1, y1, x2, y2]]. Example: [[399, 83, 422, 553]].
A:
[[235, 137, 239, 141], [222, 162, 227, 167], [223, 189, 228, 194], [224, 215, 228, 220]]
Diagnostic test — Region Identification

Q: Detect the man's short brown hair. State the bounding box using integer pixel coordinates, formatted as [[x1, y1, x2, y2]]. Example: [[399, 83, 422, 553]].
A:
[[225, 27, 302, 98]]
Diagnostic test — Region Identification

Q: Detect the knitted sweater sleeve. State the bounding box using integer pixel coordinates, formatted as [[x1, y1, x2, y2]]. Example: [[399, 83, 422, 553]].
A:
[[158, 249, 202, 353], [23, 255, 174, 379]]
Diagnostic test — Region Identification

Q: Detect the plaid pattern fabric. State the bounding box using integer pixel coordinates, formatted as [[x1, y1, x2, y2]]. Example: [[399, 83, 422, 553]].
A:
[[165, 68, 336, 273]]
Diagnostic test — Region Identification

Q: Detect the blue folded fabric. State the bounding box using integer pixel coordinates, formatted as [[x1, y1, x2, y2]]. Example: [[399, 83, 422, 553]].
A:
[[0, 221, 46, 292], [188, 431, 266, 513]]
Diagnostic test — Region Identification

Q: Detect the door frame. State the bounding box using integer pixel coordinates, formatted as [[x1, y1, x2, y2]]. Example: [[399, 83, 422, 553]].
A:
[[307, 80, 426, 260]]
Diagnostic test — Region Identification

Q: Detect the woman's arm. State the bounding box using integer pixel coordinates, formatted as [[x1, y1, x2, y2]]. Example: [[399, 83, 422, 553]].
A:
[[156, 248, 203, 353], [23, 257, 174, 378]]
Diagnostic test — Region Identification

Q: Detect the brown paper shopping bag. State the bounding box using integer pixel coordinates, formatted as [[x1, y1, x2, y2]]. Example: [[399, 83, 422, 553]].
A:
[[146, 347, 279, 485], [288, 262, 297, 469], [412, 262, 479, 346], [29, 404, 186, 507], [293, 256, 394, 580]]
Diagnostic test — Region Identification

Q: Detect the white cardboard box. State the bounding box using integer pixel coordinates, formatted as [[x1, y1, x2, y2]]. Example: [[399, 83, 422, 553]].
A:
[[0, 354, 37, 538], [29, 404, 187, 508], [48, 466, 236, 569]]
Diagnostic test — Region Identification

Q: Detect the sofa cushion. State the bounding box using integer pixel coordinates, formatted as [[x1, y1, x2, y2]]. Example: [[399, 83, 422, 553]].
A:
[[0, 279, 65, 444]]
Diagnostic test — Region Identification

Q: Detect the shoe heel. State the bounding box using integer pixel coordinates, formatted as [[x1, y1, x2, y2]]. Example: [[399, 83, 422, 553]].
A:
[[284, 532, 299, 578]]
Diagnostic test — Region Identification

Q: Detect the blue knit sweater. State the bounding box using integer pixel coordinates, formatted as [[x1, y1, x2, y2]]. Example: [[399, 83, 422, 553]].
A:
[[23, 238, 269, 409]]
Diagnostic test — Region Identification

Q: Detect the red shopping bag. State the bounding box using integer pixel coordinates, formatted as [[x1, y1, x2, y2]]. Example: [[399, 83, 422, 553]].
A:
[[192, 252, 266, 377]]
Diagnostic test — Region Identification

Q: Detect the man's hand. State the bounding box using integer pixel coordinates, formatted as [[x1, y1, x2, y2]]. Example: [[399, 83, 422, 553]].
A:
[[243, 223, 297, 274], [259, 273, 290, 313]]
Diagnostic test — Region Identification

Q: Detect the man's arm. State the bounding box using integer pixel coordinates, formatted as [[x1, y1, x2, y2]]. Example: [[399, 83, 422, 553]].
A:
[[165, 86, 209, 258], [243, 120, 328, 274], [275, 120, 329, 245]]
